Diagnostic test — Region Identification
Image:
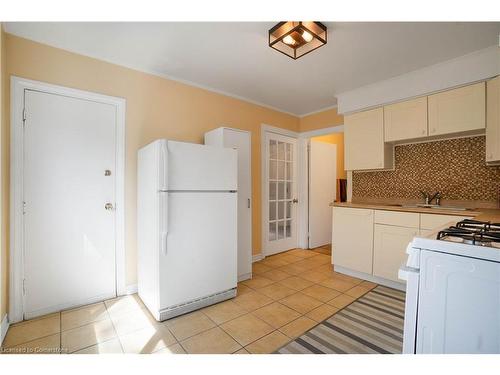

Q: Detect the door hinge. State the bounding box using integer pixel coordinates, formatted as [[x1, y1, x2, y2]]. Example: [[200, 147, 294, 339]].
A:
[[22, 279, 26, 295], [22, 108, 27, 125], [22, 201, 26, 215]]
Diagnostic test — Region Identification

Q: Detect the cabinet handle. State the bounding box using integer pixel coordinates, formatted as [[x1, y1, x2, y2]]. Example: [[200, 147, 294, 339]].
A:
[[247, 198, 251, 208]]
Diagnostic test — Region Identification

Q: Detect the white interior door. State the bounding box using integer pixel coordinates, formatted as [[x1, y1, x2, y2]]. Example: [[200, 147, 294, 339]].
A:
[[264, 132, 298, 255], [23, 89, 117, 319], [308, 140, 337, 248]]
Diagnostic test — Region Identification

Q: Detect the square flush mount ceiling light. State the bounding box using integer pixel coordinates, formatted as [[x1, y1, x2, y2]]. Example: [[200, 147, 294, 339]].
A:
[[269, 21, 327, 59]]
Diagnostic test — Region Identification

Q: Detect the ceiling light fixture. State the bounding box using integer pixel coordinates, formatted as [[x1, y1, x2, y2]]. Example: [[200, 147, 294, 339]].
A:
[[269, 21, 327, 60]]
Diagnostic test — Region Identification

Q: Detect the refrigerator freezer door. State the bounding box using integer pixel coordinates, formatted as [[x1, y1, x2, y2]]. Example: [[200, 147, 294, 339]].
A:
[[161, 140, 237, 191], [158, 192, 237, 310], [417, 250, 500, 353]]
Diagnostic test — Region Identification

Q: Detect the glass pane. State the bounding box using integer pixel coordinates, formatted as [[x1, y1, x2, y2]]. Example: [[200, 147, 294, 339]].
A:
[[278, 221, 285, 240], [286, 201, 292, 219], [269, 202, 276, 221], [286, 182, 292, 199], [285, 220, 292, 238], [286, 143, 292, 161], [278, 201, 285, 220], [269, 182, 277, 200], [286, 162, 292, 180], [269, 222, 277, 241], [269, 160, 277, 179], [277, 161, 285, 179], [277, 142, 285, 160], [278, 182, 285, 200], [270, 140, 277, 159]]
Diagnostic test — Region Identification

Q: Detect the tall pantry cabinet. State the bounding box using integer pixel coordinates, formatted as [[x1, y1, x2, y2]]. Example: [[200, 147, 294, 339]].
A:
[[205, 127, 252, 281]]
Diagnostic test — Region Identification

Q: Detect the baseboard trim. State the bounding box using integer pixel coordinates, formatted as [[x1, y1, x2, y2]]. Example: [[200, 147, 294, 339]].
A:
[[334, 265, 406, 291], [1, 314, 9, 346], [125, 284, 138, 295], [252, 254, 264, 262], [238, 272, 252, 282]]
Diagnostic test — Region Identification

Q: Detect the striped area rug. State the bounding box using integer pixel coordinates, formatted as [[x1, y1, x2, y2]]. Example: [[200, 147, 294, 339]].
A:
[[276, 286, 405, 354]]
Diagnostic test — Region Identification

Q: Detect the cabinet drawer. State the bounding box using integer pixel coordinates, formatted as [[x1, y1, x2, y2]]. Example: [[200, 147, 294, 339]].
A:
[[374, 210, 419, 228], [420, 213, 473, 230]]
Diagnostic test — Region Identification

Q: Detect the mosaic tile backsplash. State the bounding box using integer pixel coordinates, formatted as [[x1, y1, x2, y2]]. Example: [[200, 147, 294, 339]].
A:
[[352, 136, 500, 202]]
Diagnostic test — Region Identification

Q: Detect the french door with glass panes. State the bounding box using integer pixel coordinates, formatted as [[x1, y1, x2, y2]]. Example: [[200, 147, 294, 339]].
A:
[[264, 132, 298, 255]]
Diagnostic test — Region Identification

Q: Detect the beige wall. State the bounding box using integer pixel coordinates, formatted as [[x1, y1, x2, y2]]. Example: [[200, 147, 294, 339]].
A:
[[1, 33, 300, 306], [0, 33, 345, 318], [0, 26, 5, 321], [299, 107, 343, 132], [310, 133, 346, 179]]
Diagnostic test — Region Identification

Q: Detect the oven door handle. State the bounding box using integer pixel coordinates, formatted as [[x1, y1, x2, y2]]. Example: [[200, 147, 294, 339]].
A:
[[398, 265, 419, 281]]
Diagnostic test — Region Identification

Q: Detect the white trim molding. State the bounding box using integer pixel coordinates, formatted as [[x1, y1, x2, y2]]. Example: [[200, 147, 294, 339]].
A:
[[337, 45, 500, 114], [299, 125, 345, 139], [9, 76, 127, 323], [1, 314, 9, 346], [299, 104, 338, 118], [125, 284, 138, 295], [252, 254, 264, 263]]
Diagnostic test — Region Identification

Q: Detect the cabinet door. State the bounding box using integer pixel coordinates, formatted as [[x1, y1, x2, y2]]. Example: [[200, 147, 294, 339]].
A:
[[486, 76, 500, 163], [205, 127, 252, 280], [428, 82, 486, 136], [223, 129, 252, 280], [384, 97, 428, 142], [344, 108, 392, 170], [373, 224, 418, 282], [332, 207, 373, 274]]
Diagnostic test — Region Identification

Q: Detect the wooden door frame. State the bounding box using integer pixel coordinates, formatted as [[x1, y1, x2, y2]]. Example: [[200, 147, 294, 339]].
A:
[[10, 76, 126, 323]]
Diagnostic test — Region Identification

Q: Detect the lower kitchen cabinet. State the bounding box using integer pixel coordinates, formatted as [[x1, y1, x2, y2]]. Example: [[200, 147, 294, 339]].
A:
[[332, 207, 374, 274], [332, 206, 474, 288], [373, 224, 419, 282]]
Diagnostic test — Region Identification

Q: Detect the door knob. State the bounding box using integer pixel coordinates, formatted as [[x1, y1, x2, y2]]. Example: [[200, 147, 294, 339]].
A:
[[105, 203, 114, 211], [292, 198, 298, 204]]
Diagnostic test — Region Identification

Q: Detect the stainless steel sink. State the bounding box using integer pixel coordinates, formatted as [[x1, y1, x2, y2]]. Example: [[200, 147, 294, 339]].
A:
[[385, 203, 469, 211]]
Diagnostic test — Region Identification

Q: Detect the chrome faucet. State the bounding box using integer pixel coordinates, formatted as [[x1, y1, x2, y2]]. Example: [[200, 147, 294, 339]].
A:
[[420, 191, 442, 206], [420, 191, 431, 205]]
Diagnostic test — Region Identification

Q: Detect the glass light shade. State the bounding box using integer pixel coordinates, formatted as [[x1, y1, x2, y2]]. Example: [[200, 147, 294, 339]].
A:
[[269, 21, 327, 60]]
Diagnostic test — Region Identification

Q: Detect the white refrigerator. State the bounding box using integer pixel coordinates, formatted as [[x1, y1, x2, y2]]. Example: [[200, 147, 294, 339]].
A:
[[137, 139, 238, 321]]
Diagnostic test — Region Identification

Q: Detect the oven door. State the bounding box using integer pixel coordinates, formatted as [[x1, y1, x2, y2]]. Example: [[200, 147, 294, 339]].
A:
[[399, 265, 419, 354]]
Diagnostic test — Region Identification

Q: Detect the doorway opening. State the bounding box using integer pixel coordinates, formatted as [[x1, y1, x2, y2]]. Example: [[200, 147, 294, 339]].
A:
[[300, 127, 346, 257]]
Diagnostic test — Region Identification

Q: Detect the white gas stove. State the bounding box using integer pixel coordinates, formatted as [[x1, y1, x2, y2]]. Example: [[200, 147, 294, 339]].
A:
[[399, 219, 500, 354]]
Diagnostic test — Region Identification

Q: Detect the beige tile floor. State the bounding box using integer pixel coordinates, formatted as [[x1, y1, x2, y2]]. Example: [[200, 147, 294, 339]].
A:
[[0, 246, 376, 354]]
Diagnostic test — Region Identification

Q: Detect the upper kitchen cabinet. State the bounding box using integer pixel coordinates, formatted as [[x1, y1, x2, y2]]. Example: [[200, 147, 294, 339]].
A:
[[486, 76, 500, 164], [428, 82, 486, 136], [344, 107, 394, 170], [384, 97, 428, 142]]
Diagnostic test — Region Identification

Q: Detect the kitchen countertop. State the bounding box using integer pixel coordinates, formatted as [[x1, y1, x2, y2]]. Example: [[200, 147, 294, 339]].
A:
[[331, 201, 500, 223]]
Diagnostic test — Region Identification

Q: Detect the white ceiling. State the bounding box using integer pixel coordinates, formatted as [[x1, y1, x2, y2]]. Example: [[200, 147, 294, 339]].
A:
[[5, 22, 500, 116]]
